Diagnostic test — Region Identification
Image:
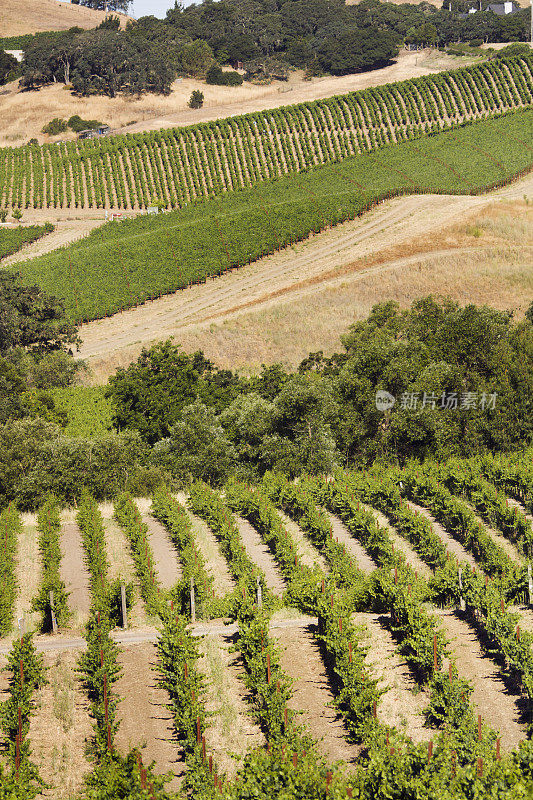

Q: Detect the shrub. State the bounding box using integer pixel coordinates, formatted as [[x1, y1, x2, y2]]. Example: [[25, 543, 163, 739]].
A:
[[206, 65, 243, 86], [469, 39, 483, 48], [12, 209, 22, 221], [41, 118, 68, 136], [188, 89, 204, 108], [67, 115, 104, 133]]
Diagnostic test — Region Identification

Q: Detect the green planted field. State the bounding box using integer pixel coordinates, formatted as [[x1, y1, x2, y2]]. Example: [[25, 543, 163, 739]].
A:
[[0, 222, 53, 260], [0, 57, 532, 211], [11, 109, 533, 323]]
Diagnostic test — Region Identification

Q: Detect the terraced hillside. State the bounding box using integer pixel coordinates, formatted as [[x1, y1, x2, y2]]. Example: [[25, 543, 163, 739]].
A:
[[1, 453, 533, 797], [1, 57, 531, 211]]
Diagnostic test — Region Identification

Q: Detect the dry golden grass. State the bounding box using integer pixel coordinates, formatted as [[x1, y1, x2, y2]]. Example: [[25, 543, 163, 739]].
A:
[[0, 0, 131, 37], [165, 203, 533, 373], [30, 650, 93, 800]]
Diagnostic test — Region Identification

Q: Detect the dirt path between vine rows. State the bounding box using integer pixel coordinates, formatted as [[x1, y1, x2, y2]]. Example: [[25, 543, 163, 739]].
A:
[[13, 515, 42, 634], [59, 516, 91, 628], [466, 504, 524, 565], [235, 517, 286, 596], [142, 515, 182, 589], [270, 613, 360, 764], [78, 173, 533, 380], [432, 608, 527, 752], [30, 649, 93, 800], [507, 498, 533, 535], [404, 502, 479, 570], [326, 513, 377, 574], [362, 506, 431, 578], [114, 642, 185, 792], [176, 494, 235, 597], [352, 612, 432, 743], [99, 505, 147, 629], [278, 511, 329, 574], [198, 631, 264, 777]]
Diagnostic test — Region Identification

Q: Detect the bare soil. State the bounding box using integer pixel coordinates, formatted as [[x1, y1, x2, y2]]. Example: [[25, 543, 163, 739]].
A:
[[327, 513, 377, 574], [278, 511, 329, 574], [176, 494, 235, 596], [114, 642, 185, 793], [235, 516, 286, 596], [198, 631, 264, 777], [270, 613, 360, 764], [78, 178, 533, 381], [433, 608, 527, 752], [30, 649, 93, 800], [143, 515, 182, 590], [352, 612, 433, 743], [14, 518, 41, 633], [405, 502, 479, 570], [363, 505, 432, 578], [59, 517, 91, 628]]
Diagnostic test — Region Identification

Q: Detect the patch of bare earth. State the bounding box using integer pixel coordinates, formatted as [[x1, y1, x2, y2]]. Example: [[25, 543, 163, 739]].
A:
[[234, 517, 285, 596], [405, 502, 479, 570], [30, 649, 93, 800], [326, 513, 377, 574], [433, 608, 526, 752], [352, 612, 432, 743], [198, 632, 264, 777], [79, 184, 533, 382], [270, 613, 359, 764], [278, 511, 329, 573], [176, 493, 235, 597], [362, 505, 432, 578], [59, 513, 91, 630], [114, 642, 184, 793], [142, 515, 182, 590], [13, 515, 41, 634]]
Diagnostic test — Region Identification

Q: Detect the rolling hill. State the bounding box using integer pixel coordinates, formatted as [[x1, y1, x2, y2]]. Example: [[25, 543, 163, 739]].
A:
[[0, 0, 132, 37]]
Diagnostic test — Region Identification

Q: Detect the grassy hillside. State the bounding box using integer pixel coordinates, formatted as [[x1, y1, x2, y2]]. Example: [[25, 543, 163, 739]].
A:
[[9, 109, 533, 323], [0, 0, 132, 37]]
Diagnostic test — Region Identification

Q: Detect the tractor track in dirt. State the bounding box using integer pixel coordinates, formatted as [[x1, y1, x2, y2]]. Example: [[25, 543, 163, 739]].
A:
[[77, 173, 533, 376]]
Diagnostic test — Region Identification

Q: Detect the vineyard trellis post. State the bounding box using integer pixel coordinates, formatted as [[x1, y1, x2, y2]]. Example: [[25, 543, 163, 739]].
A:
[[190, 577, 196, 623], [49, 590, 58, 634], [256, 576, 262, 608], [458, 568, 465, 611], [528, 564, 532, 606], [120, 584, 128, 630]]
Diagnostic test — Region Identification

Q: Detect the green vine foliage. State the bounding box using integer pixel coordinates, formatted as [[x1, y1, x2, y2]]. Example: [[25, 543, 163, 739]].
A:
[[0, 504, 20, 636], [32, 496, 70, 631], [0, 635, 47, 797]]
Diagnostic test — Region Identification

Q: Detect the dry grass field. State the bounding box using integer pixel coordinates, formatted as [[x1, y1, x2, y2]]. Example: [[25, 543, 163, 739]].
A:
[[77, 174, 533, 381], [0, 0, 131, 37], [0, 49, 477, 147]]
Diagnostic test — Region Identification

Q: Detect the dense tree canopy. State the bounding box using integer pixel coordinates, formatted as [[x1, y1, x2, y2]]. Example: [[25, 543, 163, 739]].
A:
[[106, 298, 533, 485]]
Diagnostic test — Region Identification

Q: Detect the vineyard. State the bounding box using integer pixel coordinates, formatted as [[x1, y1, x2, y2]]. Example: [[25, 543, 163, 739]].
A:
[[10, 108, 533, 323], [0, 57, 532, 212], [0, 223, 53, 261], [1, 452, 533, 797]]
